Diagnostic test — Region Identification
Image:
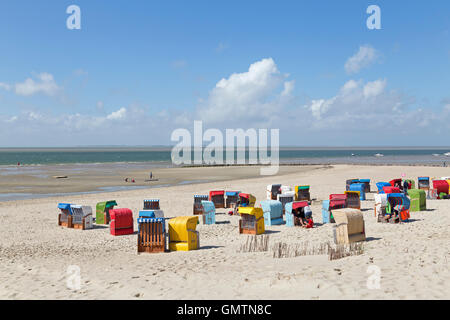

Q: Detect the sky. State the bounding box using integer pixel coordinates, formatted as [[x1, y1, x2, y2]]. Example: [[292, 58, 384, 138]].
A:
[[0, 0, 449, 147]]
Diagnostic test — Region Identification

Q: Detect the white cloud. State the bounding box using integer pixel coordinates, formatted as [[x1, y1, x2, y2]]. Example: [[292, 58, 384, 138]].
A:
[[106, 107, 127, 120], [197, 58, 291, 126], [0, 83, 11, 91], [15, 73, 61, 96], [345, 45, 379, 74], [363, 79, 387, 98]]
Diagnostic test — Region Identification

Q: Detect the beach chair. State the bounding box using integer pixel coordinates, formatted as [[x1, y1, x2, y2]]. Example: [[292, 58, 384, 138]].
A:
[[96, 200, 117, 225], [280, 185, 292, 194], [168, 216, 200, 251], [285, 201, 310, 227], [346, 179, 359, 191], [344, 191, 361, 209], [57, 203, 74, 228], [143, 199, 160, 210], [266, 184, 282, 200], [390, 179, 403, 189], [137, 217, 166, 253], [332, 208, 366, 245], [295, 185, 311, 201], [201, 200, 216, 225], [383, 186, 401, 194], [193, 195, 208, 215], [238, 207, 265, 235], [403, 179, 415, 190], [359, 179, 371, 193], [239, 193, 256, 208], [260, 200, 284, 226], [432, 180, 449, 198], [209, 190, 225, 209], [376, 182, 391, 194], [349, 183, 366, 201], [109, 208, 134, 236], [407, 189, 426, 212], [321, 200, 335, 224], [70, 205, 93, 230], [385, 193, 410, 223], [225, 191, 240, 208], [427, 188, 438, 200], [277, 192, 295, 214], [374, 193, 388, 218], [329, 194, 347, 209], [418, 177, 430, 191]]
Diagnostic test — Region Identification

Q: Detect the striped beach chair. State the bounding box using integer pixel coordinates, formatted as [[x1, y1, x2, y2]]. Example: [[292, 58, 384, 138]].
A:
[[137, 217, 167, 253]]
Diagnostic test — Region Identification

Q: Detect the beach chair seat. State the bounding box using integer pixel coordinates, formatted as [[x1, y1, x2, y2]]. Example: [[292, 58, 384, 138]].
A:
[[238, 193, 256, 208], [345, 191, 361, 209], [143, 199, 160, 210], [266, 184, 282, 200], [295, 185, 311, 201], [225, 191, 240, 208], [109, 208, 134, 236], [238, 207, 265, 234], [346, 179, 360, 191], [201, 200, 216, 225], [321, 200, 335, 224], [329, 194, 348, 209], [285, 201, 310, 227], [359, 179, 371, 193], [193, 195, 208, 215], [58, 203, 73, 228], [432, 180, 449, 198], [427, 188, 438, 199], [260, 200, 284, 226], [137, 217, 166, 253], [277, 192, 295, 214], [332, 208, 366, 245], [349, 183, 366, 200], [168, 216, 200, 251], [96, 200, 117, 225], [70, 205, 93, 230], [374, 193, 388, 218], [418, 177, 430, 191], [407, 189, 426, 212], [209, 191, 225, 209], [376, 182, 391, 194], [385, 193, 410, 223]]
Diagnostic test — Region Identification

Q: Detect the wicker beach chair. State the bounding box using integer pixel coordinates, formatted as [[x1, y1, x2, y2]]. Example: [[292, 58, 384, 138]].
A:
[[238, 207, 265, 235], [332, 208, 366, 244], [137, 217, 167, 253], [96, 200, 117, 225], [168, 216, 200, 251], [260, 200, 284, 226], [193, 195, 208, 215]]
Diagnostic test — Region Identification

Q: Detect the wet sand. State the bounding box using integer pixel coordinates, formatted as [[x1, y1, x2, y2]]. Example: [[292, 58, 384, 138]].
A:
[[0, 163, 325, 201]]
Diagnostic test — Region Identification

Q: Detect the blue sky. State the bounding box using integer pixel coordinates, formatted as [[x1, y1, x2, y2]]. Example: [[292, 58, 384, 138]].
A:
[[0, 0, 449, 146]]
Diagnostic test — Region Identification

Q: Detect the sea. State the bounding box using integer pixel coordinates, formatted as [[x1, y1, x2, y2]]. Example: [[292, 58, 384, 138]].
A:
[[1, 147, 450, 166]]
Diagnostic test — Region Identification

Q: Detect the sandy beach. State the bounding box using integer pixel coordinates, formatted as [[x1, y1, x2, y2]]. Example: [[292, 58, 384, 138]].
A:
[[0, 164, 449, 300]]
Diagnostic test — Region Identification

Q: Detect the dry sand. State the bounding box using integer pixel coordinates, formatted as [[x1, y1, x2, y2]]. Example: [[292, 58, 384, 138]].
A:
[[0, 164, 448, 299]]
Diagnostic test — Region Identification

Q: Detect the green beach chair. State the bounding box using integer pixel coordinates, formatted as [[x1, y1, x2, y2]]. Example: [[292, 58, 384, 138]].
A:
[[407, 189, 426, 212], [96, 200, 118, 224]]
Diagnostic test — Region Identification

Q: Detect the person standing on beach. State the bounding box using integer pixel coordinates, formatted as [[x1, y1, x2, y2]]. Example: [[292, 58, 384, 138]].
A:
[[403, 180, 409, 195]]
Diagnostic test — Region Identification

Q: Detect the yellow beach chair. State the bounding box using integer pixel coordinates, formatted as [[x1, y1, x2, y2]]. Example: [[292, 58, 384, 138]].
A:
[[238, 207, 265, 235], [168, 216, 200, 251]]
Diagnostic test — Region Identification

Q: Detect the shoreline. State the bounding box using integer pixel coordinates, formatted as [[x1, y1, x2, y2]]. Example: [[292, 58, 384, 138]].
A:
[[1, 161, 449, 202]]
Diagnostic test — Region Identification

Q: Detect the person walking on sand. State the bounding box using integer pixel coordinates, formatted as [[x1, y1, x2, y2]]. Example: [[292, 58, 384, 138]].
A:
[[150, 172, 153, 180]]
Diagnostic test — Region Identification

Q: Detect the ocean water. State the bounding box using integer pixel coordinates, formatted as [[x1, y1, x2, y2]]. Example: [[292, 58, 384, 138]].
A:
[[1, 147, 450, 166]]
